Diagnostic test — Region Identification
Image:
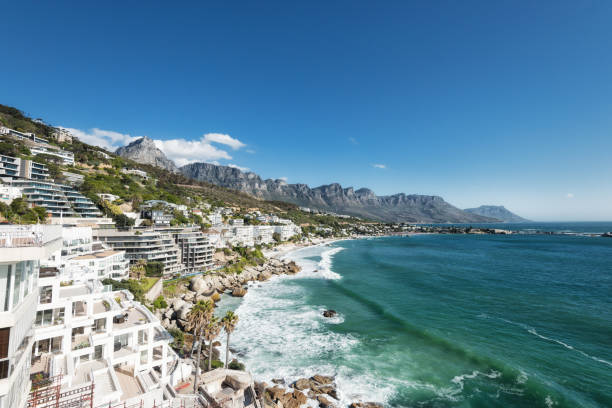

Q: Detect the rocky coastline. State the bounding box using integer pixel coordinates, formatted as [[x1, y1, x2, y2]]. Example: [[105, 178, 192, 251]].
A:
[[156, 257, 301, 332], [157, 241, 382, 408]]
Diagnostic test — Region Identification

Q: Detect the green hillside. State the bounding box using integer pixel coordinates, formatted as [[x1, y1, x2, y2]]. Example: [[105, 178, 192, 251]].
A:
[[0, 103, 365, 230]]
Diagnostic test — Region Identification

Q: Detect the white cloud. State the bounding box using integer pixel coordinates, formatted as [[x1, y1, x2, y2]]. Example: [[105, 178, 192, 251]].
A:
[[566, 193, 574, 199], [63, 127, 248, 167], [227, 164, 250, 172], [373, 164, 386, 169], [202, 133, 245, 150], [279, 176, 288, 182], [61, 127, 138, 151], [154, 137, 234, 166]]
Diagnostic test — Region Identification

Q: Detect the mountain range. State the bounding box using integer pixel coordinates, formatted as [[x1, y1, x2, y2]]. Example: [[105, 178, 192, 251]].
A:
[[115, 137, 509, 223], [464, 205, 530, 223]]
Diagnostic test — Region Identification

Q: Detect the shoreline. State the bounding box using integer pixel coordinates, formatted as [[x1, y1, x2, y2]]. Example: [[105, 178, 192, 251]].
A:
[[229, 238, 384, 408]]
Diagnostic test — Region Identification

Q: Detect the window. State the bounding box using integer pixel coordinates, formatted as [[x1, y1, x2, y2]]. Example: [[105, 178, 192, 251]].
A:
[[51, 337, 62, 353], [138, 329, 147, 345], [39, 286, 52, 304], [94, 345, 104, 360], [0, 328, 9, 379], [1, 265, 12, 311], [140, 350, 147, 365], [0, 328, 9, 359], [92, 318, 106, 333], [12, 262, 23, 307]]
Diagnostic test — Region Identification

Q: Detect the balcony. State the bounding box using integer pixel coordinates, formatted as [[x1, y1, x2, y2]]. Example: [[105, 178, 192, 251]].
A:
[[72, 334, 91, 350]]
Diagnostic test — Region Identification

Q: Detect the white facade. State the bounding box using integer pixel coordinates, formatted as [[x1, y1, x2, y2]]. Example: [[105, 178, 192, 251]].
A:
[[0, 225, 62, 408], [32, 278, 184, 407], [97, 193, 120, 202], [0, 185, 22, 204], [30, 146, 75, 166], [207, 212, 223, 226], [253, 226, 274, 244], [273, 224, 300, 241]]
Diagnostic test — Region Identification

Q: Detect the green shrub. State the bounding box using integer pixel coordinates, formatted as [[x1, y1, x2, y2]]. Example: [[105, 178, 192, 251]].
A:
[[228, 359, 245, 371], [153, 295, 167, 310]]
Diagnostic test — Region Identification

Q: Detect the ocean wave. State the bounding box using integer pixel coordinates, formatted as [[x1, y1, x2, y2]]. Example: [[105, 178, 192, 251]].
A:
[[488, 316, 612, 368], [223, 244, 398, 406], [316, 247, 344, 280]]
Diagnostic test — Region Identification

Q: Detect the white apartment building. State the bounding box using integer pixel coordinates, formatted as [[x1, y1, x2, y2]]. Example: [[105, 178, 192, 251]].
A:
[[30, 145, 75, 166], [226, 226, 255, 248], [0, 185, 22, 204], [273, 224, 300, 241], [0, 224, 62, 408], [97, 193, 120, 202], [31, 277, 189, 407], [94, 229, 183, 277], [207, 212, 223, 226], [253, 225, 274, 245], [44, 227, 129, 281]]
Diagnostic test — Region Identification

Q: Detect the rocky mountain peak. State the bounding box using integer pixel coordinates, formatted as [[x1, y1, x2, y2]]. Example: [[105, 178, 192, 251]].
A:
[[116, 137, 178, 173]]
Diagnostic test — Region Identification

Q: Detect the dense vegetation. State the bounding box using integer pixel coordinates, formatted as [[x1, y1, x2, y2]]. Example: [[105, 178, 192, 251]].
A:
[[0, 198, 47, 224]]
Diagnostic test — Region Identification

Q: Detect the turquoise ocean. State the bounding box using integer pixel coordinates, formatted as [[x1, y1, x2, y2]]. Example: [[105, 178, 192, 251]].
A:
[[216, 223, 612, 407]]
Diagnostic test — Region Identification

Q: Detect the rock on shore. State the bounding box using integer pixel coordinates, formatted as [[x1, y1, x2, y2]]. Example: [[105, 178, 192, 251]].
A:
[[159, 259, 301, 332]]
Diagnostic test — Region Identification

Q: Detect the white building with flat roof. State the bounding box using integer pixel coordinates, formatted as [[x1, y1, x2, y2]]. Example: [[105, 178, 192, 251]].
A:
[[0, 224, 62, 408], [0, 185, 22, 204]]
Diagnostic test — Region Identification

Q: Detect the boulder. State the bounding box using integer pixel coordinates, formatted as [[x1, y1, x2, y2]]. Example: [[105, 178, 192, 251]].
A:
[[317, 396, 334, 408], [183, 291, 195, 302], [292, 378, 311, 390], [177, 305, 192, 321], [170, 298, 187, 311], [286, 261, 301, 274], [190, 276, 207, 294], [272, 378, 285, 385], [279, 390, 307, 408], [311, 375, 334, 385], [349, 403, 383, 408], [322, 310, 337, 318], [232, 287, 247, 297], [265, 386, 286, 402]]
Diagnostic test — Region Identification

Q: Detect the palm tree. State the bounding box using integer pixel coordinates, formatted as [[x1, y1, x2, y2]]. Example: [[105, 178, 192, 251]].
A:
[[185, 300, 213, 393], [221, 311, 239, 368], [204, 316, 221, 371]]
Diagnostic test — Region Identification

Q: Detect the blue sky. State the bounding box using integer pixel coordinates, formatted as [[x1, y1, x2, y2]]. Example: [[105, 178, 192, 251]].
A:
[[2, 1, 611, 220]]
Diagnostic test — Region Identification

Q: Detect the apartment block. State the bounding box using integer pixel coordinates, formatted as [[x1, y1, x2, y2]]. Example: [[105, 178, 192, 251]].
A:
[[0, 154, 49, 180], [0, 225, 62, 408], [93, 229, 183, 277]]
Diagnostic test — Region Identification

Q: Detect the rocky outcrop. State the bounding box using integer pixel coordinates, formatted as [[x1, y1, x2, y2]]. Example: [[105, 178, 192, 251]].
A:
[[116, 136, 178, 173], [179, 162, 498, 223], [231, 287, 247, 297], [159, 258, 301, 332], [322, 310, 337, 318], [464, 205, 530, 223]]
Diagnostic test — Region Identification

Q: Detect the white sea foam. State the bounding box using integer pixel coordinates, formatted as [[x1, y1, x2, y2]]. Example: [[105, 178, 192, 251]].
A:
[[222, 244, 396, 407]]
